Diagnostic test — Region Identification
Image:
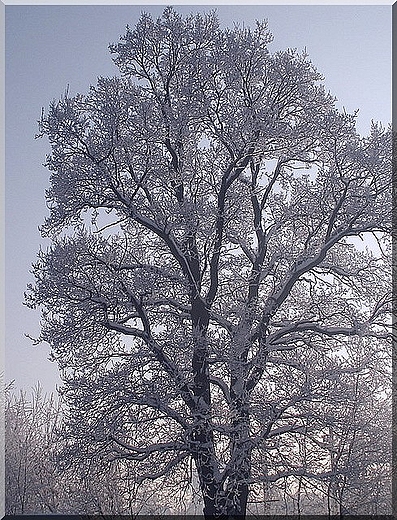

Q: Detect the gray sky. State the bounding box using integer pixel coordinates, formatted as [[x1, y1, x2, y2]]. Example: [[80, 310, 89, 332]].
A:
[[5, 4, 391, 394]]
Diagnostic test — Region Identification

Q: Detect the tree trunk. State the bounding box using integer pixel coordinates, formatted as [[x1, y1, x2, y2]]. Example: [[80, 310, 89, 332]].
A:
[[193, 388, 251, 519], [200, 480, 249, 519], [190, 291, 251, 519]]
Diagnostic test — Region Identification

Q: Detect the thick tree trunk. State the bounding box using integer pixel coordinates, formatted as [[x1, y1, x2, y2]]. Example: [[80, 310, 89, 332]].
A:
[[200, 478, 249, 519], [192, 387, 251, 519], [189, 286, 251, 518]]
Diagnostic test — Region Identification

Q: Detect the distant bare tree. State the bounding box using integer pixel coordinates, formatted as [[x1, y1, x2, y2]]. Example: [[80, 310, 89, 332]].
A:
[[5, 383, 202, 515], [322, 365, 392, 515], [26, 8, 391, 517], [5, 384, 61, 514]]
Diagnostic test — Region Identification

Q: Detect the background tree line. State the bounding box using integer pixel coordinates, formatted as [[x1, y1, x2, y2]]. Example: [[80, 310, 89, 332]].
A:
[[5, 357, 391, 516]]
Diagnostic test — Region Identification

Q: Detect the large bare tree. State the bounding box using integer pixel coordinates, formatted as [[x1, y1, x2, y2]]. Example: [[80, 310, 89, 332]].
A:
[[26, 8, 391, 517]]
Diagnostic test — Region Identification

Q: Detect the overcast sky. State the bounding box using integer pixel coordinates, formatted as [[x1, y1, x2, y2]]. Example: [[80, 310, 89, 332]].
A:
[[5, 4, 391, 394]]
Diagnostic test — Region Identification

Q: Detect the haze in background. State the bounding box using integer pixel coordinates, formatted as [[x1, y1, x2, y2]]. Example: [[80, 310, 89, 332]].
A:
[[5, 4, 391, 394]]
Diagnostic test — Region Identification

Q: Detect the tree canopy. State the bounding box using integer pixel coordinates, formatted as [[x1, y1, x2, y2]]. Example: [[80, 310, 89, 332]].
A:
[[26, 8, 392, 518]]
